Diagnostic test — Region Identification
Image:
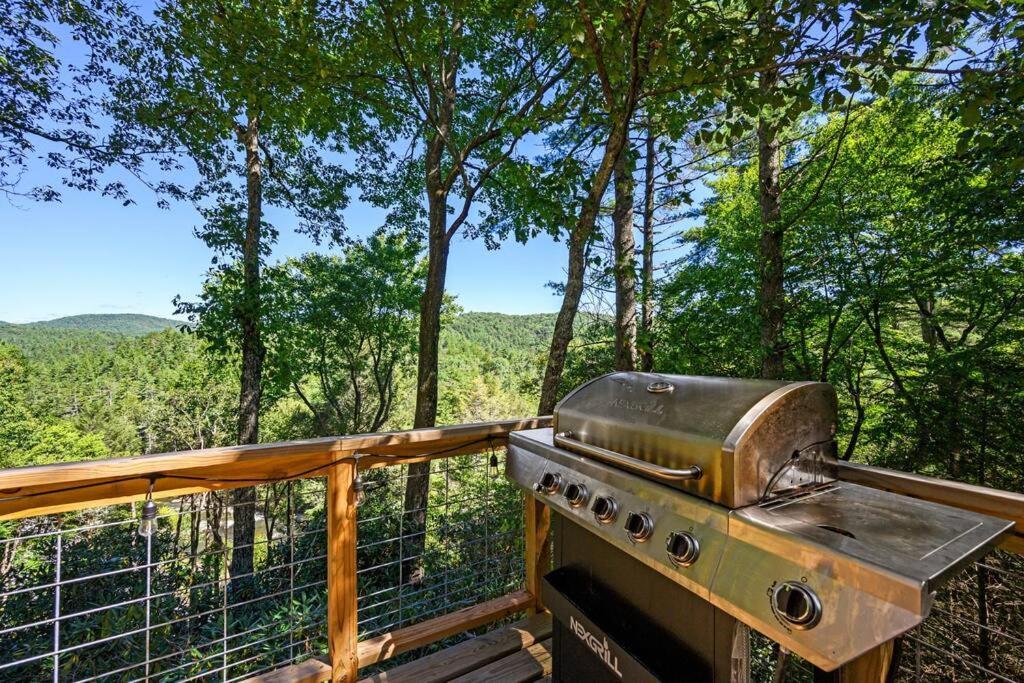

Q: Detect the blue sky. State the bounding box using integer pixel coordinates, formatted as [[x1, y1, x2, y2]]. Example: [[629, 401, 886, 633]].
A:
[[0, 12, 579, 324], [0, 168, 571, 324]]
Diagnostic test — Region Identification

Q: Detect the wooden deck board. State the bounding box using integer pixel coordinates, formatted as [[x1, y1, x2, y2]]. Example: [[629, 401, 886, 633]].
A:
[[447, 638, 552, 683], [358, 613, 551, 683]]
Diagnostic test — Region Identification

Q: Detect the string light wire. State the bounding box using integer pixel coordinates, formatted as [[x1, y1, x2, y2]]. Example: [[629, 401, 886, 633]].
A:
[[0, 436, 500, 505]]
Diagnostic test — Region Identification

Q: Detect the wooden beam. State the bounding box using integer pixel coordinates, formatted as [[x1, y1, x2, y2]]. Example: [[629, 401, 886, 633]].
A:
[[813, 640, 895, 683], [837, 461, 1024, 552], [357, 590, 534, 668], [0, 417, 552, 521], [357, 613, 552, 683], [328, 459, 359, 683], [523, 494, 551, 613], [240, 657, 331, 683]]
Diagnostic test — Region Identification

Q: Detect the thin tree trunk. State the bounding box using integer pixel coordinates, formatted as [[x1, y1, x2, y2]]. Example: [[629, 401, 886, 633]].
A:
[[230, 113, 264, 593], [539, 119, 631, 414], [757, 38, 784, 380], [539, 224, 588, 415], [613, 146, 638, 371], [639, 119, 656, 372], [402, 124, 450, 586]]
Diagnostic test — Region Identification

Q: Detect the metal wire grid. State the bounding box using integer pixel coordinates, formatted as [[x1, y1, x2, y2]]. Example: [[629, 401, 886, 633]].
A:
[[0, 449, 527, 682], [896, 550, 1024, 683], [750, 551, 1024, 682], [355, 449, 526, 641], [0, 479, 328, 682]]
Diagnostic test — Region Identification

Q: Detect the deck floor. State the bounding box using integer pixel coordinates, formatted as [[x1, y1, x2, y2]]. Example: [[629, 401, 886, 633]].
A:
[[358, 613, 553, 683]]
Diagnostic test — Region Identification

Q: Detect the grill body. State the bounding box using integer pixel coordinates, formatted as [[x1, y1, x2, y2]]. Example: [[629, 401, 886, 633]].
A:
[[509, 373, 1013, 676]]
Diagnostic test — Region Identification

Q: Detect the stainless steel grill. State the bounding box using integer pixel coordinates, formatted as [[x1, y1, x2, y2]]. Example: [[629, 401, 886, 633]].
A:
[[506, 372, 1013, 675]]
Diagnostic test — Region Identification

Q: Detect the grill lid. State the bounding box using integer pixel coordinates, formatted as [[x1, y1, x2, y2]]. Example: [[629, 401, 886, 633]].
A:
[[553, 373, 838, 508]]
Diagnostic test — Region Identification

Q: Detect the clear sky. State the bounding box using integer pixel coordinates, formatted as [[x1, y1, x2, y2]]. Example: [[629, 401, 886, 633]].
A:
[[0, 168, 571, 324]]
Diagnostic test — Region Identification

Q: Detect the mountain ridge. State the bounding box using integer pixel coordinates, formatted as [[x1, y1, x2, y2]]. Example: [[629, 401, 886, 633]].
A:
[[8, 313, 182, 333]]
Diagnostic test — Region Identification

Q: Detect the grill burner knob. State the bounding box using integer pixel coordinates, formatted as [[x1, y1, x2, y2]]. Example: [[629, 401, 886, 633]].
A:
[[772, 582, 822, 630], [624, 512, 654, 542], [563, 483, 589, 508], [536, 472, 563, 495], [591, 496, 618, 524], [666, 531, 700, 566]]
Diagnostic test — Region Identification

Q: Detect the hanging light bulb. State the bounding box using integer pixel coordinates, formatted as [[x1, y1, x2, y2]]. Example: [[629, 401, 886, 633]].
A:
[[137, 479, 159, 538], [352, 455, 366, 507], [488, 451, 500, 479], [353, 474, 366, 507]]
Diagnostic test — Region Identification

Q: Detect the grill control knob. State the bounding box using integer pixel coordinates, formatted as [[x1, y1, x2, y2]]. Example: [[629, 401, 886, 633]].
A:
[[563, 483, 589, 508], [536, 472, 562, 495], [624, 512, 654, 542], [591, 496, 618, 524], [772, 582, 822, 630], [666, 531, 700, 566]]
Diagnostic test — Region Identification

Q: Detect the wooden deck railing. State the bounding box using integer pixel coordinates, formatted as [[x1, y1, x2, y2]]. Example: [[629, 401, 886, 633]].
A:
[[0, 416, 1021, 682], [0, 417, 552, 682]]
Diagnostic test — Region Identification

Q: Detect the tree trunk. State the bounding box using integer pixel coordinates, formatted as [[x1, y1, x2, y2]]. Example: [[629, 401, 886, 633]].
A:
[[757, 43, 784, 380], [402, 126, 449, 586], [539, 225, 587, 415], [539, 119, 631, 414], [230, 113, 264, 593], [639, 120, 656, 372], [613, 147, 638, 371]]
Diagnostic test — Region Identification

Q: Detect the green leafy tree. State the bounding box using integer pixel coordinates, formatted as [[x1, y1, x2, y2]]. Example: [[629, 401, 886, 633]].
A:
[[116, 0, 352, 583], [269, 232, 424, 437], [0, 341, 109, 468], [661, 81, 1024, 493], [0, 0, 150, 201], [317, 0, 570, 584]]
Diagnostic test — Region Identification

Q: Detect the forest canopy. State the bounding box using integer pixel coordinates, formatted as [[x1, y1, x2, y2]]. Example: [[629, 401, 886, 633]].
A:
[[2, 1, 1023, 679]]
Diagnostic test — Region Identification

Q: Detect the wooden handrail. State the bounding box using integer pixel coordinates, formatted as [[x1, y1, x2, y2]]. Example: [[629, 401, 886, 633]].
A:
[[837, 461, 1024, 553], [0, 417, 554, 683], [1, 417, 1021, 683], [0, 417, 552, 521]]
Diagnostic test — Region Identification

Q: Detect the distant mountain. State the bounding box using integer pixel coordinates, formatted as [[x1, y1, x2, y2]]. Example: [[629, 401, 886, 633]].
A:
[[11, 314, 182, 334], [0, 311, 557, 360], [0, 314, 184, 356]]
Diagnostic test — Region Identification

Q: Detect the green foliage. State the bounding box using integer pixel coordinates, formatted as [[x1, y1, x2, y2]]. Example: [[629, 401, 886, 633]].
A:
[[267, 232, 425, 436], [0, 0, 146, 201], [0, 341, 110, 468], [660, 81, 1024, 491]]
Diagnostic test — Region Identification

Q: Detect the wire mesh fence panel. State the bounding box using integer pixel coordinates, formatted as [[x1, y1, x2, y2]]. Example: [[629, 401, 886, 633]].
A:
[[749, 550, 1024, 682], [896, 549, 1024, 683], [355, 448, 526, 669], [0, 479, 328, 682]]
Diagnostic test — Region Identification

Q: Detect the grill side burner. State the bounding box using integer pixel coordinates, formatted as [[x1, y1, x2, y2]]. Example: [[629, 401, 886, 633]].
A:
[[552, 373, 839, 507]]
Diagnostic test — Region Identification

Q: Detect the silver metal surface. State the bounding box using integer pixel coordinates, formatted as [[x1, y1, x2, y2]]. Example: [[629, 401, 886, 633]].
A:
[[508, 429, 731, 601], [554, 431, 703, 482], [507, 427, 1014, 672], [552, 372, 838, 507]]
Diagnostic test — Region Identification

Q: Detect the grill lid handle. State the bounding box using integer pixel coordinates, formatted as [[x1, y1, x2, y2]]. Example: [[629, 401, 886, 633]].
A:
[[554, 432, 703, 483]]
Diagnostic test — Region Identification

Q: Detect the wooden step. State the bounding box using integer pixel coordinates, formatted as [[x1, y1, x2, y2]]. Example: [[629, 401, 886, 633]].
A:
[[447, 638, 552, 683], [359, 613, 552, 683]]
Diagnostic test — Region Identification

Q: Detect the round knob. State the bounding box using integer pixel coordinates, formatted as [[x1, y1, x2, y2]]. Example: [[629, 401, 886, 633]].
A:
[[771, 582, 822, 630], [563, 482, 589, 508], [591, 496, 618, 524], [624, 511, 654, 543], [666, 531, 700, 566], [536, 472, 562, 495]]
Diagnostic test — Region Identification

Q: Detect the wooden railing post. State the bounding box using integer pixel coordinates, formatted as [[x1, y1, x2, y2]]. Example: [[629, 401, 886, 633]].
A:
[[524, 493, 551, 614], [327, 458, 358, 682]]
